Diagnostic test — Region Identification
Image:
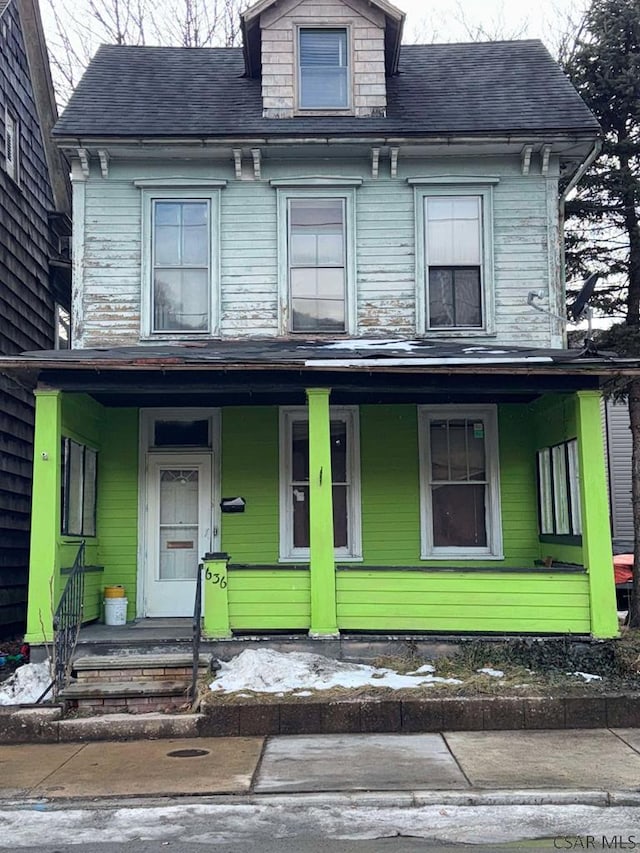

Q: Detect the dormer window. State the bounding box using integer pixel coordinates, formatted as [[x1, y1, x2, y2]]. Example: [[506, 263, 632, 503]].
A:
[[298, 28, 349, 110]]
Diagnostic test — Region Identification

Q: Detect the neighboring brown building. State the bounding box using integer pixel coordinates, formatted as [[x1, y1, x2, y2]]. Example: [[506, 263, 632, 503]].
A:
[[0, 0, 70, 636]]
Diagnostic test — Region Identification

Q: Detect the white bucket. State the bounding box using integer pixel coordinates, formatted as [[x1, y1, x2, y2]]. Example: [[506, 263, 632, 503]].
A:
[[104, 597, 128, 626]]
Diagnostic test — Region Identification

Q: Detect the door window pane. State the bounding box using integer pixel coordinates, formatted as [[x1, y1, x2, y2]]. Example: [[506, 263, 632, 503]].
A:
[[299, 29, 348, 109], [159, 469, 199, 580]]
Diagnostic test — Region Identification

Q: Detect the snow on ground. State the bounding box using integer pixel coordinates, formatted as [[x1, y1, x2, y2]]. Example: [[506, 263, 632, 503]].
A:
[[0, 661, 52, 705], [209, 649, 462, 694], [569, 671, 602, 682], [477, 667, 505, 678]]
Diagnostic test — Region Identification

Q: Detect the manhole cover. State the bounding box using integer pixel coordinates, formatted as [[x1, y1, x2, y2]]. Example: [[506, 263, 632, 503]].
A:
[[166, 748, 210, 758]]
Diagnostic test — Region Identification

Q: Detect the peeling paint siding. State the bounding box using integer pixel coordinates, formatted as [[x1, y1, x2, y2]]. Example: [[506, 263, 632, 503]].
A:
[[77, 155, 559, 349]]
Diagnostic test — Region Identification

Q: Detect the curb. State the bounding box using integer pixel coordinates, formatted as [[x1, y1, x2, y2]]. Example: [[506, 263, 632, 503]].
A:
[[1, 693, 640, 744], [0, 789, 636, 810]]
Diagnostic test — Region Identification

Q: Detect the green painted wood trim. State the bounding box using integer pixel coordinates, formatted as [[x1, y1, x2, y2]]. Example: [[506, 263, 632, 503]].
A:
[[229, 564, 310, 571], [227, 569, 311, 629], [336, 564, 586, 574], [25, 391, 62, 644], [576, 391, 618, 638], [202, 556, 231, 638], [306, 388, 338, 636]]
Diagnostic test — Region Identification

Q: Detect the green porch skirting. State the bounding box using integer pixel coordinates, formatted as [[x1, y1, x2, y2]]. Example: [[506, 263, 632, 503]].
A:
[[223, 567, 591, 635]]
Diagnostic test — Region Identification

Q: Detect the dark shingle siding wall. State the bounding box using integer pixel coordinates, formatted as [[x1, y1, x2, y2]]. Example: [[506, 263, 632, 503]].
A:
[[54, 40, 598, 138], [1, 0, 56, 636]]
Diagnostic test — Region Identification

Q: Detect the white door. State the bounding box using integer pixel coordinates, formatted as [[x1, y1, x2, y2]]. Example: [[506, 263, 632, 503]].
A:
[[146, 454, 213, 617]]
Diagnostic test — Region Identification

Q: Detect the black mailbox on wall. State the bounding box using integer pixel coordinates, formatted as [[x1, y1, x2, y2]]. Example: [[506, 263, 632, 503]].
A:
[[221, 497, 246, 513]]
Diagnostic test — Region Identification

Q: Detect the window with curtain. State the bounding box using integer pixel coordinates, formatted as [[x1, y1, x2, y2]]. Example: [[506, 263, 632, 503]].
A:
[[419, 406, 502, 557], [298, 29, 349, 109], [425, 195, 483, 328], [537, 439, 582, 536], [280, 408, 361, 560]]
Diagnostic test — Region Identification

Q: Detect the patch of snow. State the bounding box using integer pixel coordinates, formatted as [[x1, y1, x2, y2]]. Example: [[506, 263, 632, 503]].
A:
[[0, 661, 52, 705], [477, 667, 505, 678], [319, 339, 426, 352], [569, 671, 602, 682], [408, 664, 436, 674], [209, 649, 463, 694], [462, 347, 510, 354], [294, 690, 313, 697]]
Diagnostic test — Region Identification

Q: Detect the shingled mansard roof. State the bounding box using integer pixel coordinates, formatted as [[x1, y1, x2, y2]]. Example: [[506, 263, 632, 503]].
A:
[[53, 40, 599, 139]]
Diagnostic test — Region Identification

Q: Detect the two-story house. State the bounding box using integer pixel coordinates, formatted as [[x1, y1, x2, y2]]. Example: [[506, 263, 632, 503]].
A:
[[0, 0, 70, 638], [2, 0, 630, 646]]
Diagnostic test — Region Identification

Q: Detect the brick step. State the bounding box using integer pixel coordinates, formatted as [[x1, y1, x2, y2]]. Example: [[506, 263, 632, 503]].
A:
[[60, 679, 193, 715], [73, 653, 214, 683]]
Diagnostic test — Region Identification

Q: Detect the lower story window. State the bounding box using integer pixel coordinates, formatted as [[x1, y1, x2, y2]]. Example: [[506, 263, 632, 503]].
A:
[[537, 439, 582, 536], [418, 405, 502, 558], [61, 437, 97, 536], [280, 407, 361, 560]]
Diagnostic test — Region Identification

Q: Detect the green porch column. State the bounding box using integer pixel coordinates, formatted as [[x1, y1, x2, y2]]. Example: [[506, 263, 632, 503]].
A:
[[576, 390, 618, 638], [25, 390, 62, 644], [202, 553, 231, 638], [306, 388, 338, 637]]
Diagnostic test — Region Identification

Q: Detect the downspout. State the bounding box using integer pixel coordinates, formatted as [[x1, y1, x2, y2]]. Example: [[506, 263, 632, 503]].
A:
[[558, 138, 602, 346]]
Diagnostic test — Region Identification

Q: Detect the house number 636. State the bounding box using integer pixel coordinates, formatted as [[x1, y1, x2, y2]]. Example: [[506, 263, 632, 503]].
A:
[[205, 569, 227, 588]]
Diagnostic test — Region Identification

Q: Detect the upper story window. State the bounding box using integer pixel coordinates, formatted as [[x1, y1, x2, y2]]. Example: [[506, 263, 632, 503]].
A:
[[152, 200, 210, 333], [289, 197, 346, 332], [137, 181, 224, 339], [411, 179, 497, 336], [425, 196, 483, 328], [55, 304, 71, 349], [4, 108, 19, 183], [298, 28, 349, 110]]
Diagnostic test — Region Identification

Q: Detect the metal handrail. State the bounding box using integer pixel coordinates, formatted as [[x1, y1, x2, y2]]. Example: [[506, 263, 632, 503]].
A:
[[190, 561, 203, 703], [37, 540, 86, 702]]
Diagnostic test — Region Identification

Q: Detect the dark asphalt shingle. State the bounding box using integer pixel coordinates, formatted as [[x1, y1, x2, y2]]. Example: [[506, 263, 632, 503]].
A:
[[53, 40, 598, 139]]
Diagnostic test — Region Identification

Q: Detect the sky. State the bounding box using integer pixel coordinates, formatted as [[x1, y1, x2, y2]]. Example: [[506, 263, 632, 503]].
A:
[[393, 0, 586, 46]]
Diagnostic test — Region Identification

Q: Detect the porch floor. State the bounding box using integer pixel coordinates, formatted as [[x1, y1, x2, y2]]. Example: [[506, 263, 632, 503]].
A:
[[28, 619, 591, 665]]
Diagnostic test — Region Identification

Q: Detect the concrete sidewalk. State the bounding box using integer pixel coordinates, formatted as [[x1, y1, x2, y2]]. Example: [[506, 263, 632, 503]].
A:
[[3, 729, 640, 804]]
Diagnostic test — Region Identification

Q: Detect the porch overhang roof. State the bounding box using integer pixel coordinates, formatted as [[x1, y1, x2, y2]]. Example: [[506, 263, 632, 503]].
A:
[[1, 338, 638, 378]]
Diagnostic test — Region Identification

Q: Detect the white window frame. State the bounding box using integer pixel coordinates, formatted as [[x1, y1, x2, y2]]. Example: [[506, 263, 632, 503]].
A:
[[411, 179, 497, 336], [537, 439, 582, 536], [418, 404, 503, 559], [54, 303, 71, 349], [276, 185, 357, 335], [138, 184, 223, 339], [279, 405, 362, 562], [4, 108, 18, 182], [295, 24, 352, 113]]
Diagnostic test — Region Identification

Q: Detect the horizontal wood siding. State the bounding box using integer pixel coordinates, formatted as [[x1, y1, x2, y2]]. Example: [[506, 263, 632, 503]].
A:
[[221, 406, 279, 562], [0, 1, 58, 634], [228, 570, 311, 629], [78, 156, 558, 349], [336, 571, 591, 633], [96, 409, 139, 619]]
